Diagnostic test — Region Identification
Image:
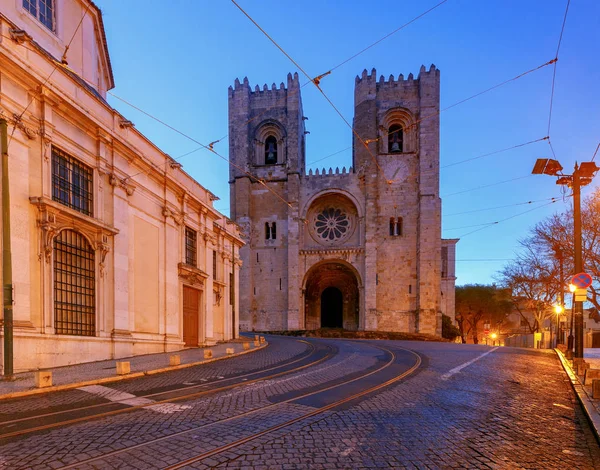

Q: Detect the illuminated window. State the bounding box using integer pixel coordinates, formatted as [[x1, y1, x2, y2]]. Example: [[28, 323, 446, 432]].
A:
[[54, 230, 95, 336], [52, 147, 93, 216], [23, 0, 55, 31], [265, 136, 278, 164], [185, 227, 197, 267]]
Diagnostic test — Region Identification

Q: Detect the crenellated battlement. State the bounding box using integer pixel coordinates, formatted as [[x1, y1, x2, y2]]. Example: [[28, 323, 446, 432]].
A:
[[355, 64, 439, 86], [305, 166, 354, 177], [229, 72, 300, 96]]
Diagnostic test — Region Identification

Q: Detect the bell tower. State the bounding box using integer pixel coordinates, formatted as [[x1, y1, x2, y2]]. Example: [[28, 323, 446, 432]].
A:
[[228, 73, 306, 331], [353, 66, 443, 336]]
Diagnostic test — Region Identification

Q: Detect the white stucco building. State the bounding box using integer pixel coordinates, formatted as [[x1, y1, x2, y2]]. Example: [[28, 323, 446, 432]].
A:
[[0, 0, 242, 372]]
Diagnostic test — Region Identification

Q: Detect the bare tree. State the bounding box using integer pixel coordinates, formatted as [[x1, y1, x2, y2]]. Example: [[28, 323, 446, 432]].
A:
[[455, 285, 512, 344], [501, 188, 600, 313]]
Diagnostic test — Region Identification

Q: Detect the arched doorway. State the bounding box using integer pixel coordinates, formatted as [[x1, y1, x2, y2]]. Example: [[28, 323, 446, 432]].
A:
[[321, 287, 343, 328], [303, 261, 360, 330]]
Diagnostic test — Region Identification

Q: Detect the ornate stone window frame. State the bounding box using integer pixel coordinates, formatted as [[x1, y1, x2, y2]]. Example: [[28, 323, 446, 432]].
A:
[[254, 120, 287, 166], [378, 108, 415, 155], [306, 193, 359, 247], [30, 196, 118, 335]]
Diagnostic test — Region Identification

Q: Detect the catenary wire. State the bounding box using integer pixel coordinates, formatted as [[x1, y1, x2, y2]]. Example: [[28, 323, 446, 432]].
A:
[[591, 142, 599, 162], [230, 0, 387, 177], [457, 199, 559, 238], [442, 174, 534, 197], [547, 0, 571, 136], [443, 196, 561, 217], [179, 0, 450, 158], [329, 0, 449, 73], [441, 137, 548, 169], [305, 62, 555, 172], [107, 93, 292, 208]]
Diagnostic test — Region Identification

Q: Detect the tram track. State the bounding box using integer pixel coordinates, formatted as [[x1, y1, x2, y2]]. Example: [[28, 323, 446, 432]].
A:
[[0, 339, 334, 440], [57, 343, 421, 470]]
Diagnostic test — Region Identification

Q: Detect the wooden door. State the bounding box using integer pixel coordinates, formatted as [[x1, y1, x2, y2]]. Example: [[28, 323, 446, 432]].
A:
[[183, 286, 200, 346]]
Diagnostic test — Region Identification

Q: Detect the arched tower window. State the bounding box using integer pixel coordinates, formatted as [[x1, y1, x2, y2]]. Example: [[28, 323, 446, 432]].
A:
[[389, 217, 402, 236], [265, 222, 277, 240], [265, 136, 278, 165], [388, 125, 403, 153], [54, 230, 95, 336]]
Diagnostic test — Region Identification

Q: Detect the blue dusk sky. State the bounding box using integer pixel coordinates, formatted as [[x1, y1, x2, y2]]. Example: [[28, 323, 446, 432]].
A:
[[97, 0, 599, 286]]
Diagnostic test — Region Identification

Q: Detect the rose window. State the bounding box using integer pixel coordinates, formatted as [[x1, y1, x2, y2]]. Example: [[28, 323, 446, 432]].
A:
[[315, 208, 349, 241]]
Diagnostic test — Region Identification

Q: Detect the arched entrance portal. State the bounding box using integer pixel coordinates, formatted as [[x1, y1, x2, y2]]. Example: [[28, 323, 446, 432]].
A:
[[304, 261, 360, 330], [321, 287, 343, 328]]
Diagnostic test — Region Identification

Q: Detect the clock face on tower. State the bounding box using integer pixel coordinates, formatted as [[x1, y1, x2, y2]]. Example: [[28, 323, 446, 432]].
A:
[[388, 160, 409, 183]]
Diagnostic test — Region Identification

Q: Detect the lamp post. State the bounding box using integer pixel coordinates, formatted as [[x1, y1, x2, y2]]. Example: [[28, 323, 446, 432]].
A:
[[554, 304, 564, 348], [532, 159, 599, 359]]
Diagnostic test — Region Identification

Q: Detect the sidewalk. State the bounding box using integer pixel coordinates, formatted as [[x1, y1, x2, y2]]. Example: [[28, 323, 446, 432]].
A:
[[0, 337, 266, 400], [556, 347, 600, 443]]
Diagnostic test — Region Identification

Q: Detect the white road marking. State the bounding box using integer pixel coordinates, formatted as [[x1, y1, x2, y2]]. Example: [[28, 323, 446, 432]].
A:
[[441, 347, 499, 380], [77, 385, 191, 414]]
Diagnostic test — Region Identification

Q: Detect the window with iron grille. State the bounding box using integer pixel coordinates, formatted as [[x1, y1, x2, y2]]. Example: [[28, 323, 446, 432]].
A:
[[213, 250, 218, 280], [54, 230, 95, 336], [52, 147, 93, 216], [185, 227, 197, 267], [23, 0, 55, 31]]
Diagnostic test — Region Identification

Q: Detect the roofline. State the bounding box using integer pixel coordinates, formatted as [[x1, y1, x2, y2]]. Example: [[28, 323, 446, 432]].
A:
[[85, 0, 115, 90]]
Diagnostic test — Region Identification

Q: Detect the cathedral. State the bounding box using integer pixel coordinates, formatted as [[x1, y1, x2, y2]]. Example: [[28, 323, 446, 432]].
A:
[[228, 66, 457, 336]]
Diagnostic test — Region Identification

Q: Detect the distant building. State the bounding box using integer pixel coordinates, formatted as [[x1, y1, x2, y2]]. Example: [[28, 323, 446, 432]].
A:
[[0, 0, 242, 371], [228, 68, 457, 336]]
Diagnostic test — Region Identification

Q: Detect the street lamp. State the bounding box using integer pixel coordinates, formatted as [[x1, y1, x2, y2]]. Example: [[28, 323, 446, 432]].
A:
[[554, 304, 564, 348], [532, 159, 600, 358]]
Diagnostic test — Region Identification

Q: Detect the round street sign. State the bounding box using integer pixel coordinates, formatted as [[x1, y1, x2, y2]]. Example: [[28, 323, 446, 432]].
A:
[[572, 272, 593, 289]]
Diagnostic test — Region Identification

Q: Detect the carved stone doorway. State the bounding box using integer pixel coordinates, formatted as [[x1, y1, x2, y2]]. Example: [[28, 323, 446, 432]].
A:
[[304, 260, 360, 330]]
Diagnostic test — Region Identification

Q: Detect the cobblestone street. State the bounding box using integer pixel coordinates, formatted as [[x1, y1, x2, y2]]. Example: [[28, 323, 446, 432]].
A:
[[0, 336, 598, 469]]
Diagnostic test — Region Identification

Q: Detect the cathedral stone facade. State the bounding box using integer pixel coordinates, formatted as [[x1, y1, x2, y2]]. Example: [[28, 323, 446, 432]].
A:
[[229, 67, 457, 336]]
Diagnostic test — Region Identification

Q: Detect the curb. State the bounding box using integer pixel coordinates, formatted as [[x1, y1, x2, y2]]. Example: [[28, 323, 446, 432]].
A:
[[0, 342, 268, 401], [555, 348, 600, 444]]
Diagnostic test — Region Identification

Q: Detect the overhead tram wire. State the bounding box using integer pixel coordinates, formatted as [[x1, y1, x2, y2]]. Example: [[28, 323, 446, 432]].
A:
[[547, 0, 571, 137], [230, 0, 388, 179], [443, 197, 561, 231], [6, 3, 91, 150], [442, 174, 534, 198], [21, 56, 293, 209], [443, 196, 561, 217], [591, 142, 599, 162], [177, 0, 451, 160], [457, 199, 559, 238], [305, 61, 555, 173], [107, 93, 292, 208], [441, 137, 548, 169], [176, 3, 550, 177], [328, 0, 449, 73]]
